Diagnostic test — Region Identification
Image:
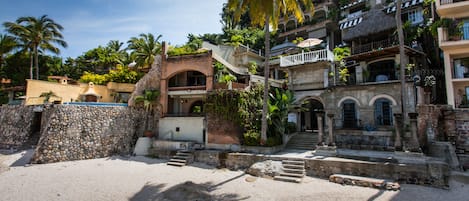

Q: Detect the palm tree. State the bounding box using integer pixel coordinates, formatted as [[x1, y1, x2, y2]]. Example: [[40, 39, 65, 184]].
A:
[[0, 34, 17, 70], [227, 0, 314, 145], [127, 33, 162, 68], [396, 0, 407, 122], [4, 15, 67, 80]]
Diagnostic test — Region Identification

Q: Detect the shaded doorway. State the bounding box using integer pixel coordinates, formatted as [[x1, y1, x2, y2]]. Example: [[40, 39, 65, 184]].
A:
[[300, 99, 324, 132]]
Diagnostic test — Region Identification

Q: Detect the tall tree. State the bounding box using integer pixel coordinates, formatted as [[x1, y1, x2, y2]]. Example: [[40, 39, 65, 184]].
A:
[[227, 0, 314, 144], [0, 34, 17, 73], [396, 0, 407, 121], [127, 33, 162, 68], [4, 15, 67, 80]]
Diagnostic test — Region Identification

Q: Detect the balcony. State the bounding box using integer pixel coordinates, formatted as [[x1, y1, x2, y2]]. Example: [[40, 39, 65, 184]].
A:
[[351, 37, 397, 55], [279, 49, 333, 67], [437, 27, 469, 51], [436, 0, 469, 18]]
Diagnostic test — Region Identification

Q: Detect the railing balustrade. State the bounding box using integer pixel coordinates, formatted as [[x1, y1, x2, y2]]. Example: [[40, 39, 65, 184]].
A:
[[351, 37, 397, 55], [280, 49, 333, 67]]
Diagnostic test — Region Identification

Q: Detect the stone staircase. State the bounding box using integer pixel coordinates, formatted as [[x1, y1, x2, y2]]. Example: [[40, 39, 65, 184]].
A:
[[274, 159, 306, 183], [167, 150, 194, 167], [286, 132, 318, 150]]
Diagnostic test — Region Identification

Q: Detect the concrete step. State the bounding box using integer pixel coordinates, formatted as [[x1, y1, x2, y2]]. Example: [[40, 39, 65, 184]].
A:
[[283, 164, 305, 169], [274, 175, 302, 183], [286, 146, 315, 150], [280, 172, 305, 178], [169, 159, 187, 163], [173, 155, 190, 159], [283, 168, 305, 174], [167, 161, 186, 166], [282, 160, 305, 165]]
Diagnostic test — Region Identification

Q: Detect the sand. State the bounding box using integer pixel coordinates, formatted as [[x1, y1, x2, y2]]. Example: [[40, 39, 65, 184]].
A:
[[0, 149, 468, 201]]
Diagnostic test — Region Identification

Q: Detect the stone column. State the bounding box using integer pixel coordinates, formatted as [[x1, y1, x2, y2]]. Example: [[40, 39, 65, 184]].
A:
[[408, 112, 421, 152], [327, 113, 335, 146], [393, 113, 403, 151], [316, 111, 325, 146], [416, 86, 424, 105]]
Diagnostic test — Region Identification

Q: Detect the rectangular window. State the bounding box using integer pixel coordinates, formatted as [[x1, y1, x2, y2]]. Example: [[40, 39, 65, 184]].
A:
[[407, 9, 423, 25], [453, 58, 469, 79], [463, 20, 469, 40]]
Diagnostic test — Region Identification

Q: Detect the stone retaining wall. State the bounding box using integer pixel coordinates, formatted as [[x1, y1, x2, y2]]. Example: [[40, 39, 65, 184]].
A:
[[191, 150, 450, 188], [0, 105, 35, 149], [30, 105, 146, 163]]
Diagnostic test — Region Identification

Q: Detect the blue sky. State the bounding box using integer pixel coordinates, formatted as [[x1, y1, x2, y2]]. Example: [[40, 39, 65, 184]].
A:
[[0, 0, 224, 58]]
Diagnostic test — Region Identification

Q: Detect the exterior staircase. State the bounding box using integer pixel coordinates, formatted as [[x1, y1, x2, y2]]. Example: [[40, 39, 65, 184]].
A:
[[286, 132, 318, 150], [274, 159, 306, 183], [167, 150, 194, 167]]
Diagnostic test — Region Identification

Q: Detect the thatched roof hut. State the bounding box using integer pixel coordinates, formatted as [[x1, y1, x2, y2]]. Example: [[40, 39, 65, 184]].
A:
[[342, 8, 396, 41]]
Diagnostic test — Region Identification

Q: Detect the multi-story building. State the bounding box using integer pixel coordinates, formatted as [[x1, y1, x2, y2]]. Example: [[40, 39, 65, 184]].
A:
[[436, 0, 469, 108]]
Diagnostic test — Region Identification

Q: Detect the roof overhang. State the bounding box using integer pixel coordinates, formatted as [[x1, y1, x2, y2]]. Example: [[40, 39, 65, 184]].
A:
[[346, 45, 425, 61]]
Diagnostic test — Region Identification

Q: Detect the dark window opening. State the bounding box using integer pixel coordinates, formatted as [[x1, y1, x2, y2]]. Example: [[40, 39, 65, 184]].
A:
[[343, 100, 357, 128], [374, 98, 393, 126]]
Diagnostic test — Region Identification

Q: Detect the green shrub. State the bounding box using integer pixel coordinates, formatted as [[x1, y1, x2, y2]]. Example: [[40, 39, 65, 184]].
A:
[[243, 130, 260, 146], [79, 71, 108, 85], [286, 122, 297, 134], [266, 136, 282, 147]]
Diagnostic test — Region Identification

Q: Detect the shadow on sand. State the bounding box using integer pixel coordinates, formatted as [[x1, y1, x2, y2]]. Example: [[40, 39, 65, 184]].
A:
[[129, 180, 250, 201]]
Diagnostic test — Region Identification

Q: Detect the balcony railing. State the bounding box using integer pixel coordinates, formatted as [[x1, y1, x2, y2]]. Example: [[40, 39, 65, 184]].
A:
[[280, 49, 333, 67], [352, 37, 397, 55], [438, 26, 469, 43], [440, 0, 466, 5]]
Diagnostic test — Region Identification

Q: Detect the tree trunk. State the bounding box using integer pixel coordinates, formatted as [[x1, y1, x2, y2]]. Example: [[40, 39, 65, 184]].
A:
[[34, 46, 39, 80], [29, 52, 33, 79], [396, 0, 407, 122], [260, 15, 270, 145]]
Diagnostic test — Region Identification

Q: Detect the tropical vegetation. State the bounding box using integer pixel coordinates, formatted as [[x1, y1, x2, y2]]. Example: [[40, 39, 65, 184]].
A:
[[227, 0, 314, 145]]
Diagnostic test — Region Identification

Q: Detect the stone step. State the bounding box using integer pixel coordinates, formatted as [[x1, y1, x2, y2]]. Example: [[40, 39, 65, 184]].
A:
[[283, 164, 305, 169], [280, 172, 305, 178], [167, 161, 186, 167], [283, 168, 305, 174], [173, 155, 190, 159], [286, 146, 315, 150], [274, 175, 302, 183], [169, 158, 187, 163], [282, 160, 305, 165], [176, 152, 192, 156]]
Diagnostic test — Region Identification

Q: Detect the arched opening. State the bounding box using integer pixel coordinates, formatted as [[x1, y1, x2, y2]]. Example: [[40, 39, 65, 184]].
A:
[[190, 100, 204, 115], [169, 70, 206, 88], [286, 20, 296, 32], [374, 98, 393, 126], [366, 60, 396, 82], [342, 100, 358, 128], [300, 99, 324, 132]]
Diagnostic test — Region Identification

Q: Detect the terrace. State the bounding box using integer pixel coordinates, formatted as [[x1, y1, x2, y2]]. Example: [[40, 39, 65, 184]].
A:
[[279, 49, 334, 67]]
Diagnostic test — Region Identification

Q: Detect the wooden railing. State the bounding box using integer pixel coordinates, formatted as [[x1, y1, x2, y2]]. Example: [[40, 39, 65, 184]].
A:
[[280, 49, 333, 67], [351, 37, 398, 55]]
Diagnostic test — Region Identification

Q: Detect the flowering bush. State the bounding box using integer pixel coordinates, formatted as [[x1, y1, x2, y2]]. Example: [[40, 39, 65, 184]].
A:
[[424, 75, 436, 87]]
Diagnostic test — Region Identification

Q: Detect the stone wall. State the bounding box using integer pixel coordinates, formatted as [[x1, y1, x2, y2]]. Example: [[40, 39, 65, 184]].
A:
[[0, 105, 36, 148], [31, 105, 146, 163], [192, 151, 450, 188], [335, 130, 395, 151]]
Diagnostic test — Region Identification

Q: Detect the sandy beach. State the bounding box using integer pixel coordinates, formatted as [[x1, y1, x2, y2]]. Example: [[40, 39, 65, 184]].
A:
[[0, 149, 468, 201]]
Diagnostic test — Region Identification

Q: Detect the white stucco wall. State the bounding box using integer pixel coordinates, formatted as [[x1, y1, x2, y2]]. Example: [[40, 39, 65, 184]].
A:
[[158, 117, 205, 143]]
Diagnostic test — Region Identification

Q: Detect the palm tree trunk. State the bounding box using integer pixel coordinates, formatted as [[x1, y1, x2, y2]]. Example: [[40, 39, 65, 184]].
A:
[[396, 0, 407, 122], [261, 15, 270, 145], [34, 46, 39, 80], [29, 52, 33, 79]]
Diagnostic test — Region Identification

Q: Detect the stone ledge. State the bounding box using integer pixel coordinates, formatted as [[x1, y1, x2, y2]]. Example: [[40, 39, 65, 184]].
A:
[[329, 174, 400, 190]]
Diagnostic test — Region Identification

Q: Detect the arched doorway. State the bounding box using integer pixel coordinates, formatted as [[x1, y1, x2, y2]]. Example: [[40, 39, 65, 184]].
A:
[[300, 99, 324, 132], [374, 98, 393, 126]]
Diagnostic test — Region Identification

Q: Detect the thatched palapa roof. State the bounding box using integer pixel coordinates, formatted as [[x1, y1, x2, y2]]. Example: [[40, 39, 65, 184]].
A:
[[342, 8, 396, 42]]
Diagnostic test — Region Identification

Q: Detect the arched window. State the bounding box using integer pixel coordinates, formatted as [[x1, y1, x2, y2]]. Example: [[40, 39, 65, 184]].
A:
[[374, 98, 393, 126], [342, 100, 357, 128]]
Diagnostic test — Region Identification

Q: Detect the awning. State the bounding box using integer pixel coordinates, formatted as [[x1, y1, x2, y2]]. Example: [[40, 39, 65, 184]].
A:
[[384, 0, 424, 13], [339, 17, 363, 30]]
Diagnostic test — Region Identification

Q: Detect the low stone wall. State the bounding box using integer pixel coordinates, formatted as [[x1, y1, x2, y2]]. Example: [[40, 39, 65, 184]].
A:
[[31, 105, 146, 163], [188, 151, 450, 188], [335, 130, 395, 151], [0, 105, 35, 148]]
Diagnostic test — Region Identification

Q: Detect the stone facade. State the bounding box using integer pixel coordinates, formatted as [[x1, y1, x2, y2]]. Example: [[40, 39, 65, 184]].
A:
[[0, 105, 36, 148], [30, 105, 146, 163]]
